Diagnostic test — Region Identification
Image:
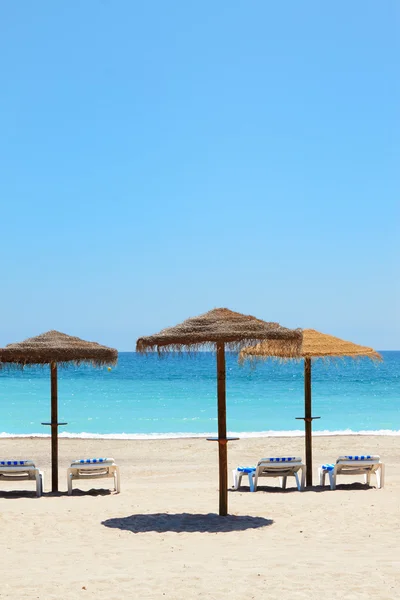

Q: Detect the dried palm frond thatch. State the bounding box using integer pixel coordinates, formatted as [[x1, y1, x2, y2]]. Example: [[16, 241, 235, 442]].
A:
[[240, 328, 382, 362], [0, 330, 118, 369], [0, 330, 118, 493], [136, 308, 303, 516], [136, 308, 303, 355], [240, 328, 382, 488]]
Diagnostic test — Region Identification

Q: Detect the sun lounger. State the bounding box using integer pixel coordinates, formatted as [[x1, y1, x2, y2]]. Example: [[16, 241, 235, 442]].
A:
[[67, 458, 120, 495], [253, 457, 306, 491], [319, 455, 384, 490], [233, 457, 306, 492], [0, 460, 44, 497]]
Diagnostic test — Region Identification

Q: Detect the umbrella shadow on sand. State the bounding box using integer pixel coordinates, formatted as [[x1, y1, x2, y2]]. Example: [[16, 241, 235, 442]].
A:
[[102, 512, 273, 534]]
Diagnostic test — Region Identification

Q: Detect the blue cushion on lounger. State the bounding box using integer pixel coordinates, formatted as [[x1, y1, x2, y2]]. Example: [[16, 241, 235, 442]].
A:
[[77, 458, 108, 464], [0, 460, 29, 466], [268, 457, 296, 463], [321, 464, 335, 471], [237, 466, 256, 473], [343, 455, 372, 461]]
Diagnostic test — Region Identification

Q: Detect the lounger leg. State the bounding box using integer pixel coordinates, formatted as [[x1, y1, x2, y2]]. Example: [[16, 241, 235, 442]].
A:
[[365, 473, 371, 486], [248, 472, 255, 492], [35, 470, 42, 497], [253, 474, 258, 492], [232, 469, 237, 489], [38, 471, 44, 496], [280, 476, 287, 489], [114, 467, 121, 493], [67, 470, 73, 496], [376, 464, 384, 489], [330, 469, 337, 491], [294, 472, 301, 491], [232, 469, 241, 490], [319, 468, 325, 486], [300, 466, 306, 490]]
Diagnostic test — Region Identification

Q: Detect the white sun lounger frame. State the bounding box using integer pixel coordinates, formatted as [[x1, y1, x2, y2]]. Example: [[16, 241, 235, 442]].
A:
[[233, 458, 306, 492], [0, 461, 44, 497], [253, 458, 306, 491], [67, 459, 121, 495], [319, 456, 385, 490]]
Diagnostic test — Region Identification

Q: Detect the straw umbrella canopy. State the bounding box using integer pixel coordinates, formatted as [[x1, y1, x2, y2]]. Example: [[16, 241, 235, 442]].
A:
[[0, 331, 118, 492], [240, 329, 382, 486], [136, 308, 303, 515]]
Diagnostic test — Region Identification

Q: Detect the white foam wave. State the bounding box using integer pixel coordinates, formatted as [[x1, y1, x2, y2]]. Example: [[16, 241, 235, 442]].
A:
[[0, 429, 399, 439]]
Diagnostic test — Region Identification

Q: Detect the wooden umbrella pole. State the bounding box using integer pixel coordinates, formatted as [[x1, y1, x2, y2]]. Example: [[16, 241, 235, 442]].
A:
[[216, 342, 228, 516], [50, 362, 59, 493], [304, 357, 312, 487]]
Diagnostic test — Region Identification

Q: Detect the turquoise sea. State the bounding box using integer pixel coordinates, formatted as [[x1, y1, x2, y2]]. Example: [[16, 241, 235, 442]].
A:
[[0, 352, 399, 438]]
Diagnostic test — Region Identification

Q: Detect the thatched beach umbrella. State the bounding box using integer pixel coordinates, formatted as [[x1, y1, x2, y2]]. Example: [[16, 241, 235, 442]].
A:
[[0, 331, 118, 492], [136, 308, 302, 515], [240, 329, 382, 486]]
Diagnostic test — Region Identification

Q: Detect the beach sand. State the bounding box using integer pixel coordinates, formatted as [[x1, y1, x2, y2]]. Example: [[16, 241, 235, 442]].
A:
[[0, 435, 399, 599]]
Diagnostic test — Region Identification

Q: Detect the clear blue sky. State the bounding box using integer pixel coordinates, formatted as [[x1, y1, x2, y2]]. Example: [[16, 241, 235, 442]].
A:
[[0, 1, 398, 350]]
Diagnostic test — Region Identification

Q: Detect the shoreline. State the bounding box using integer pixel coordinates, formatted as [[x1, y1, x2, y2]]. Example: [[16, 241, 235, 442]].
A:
[[1, 428, 399, 439]]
